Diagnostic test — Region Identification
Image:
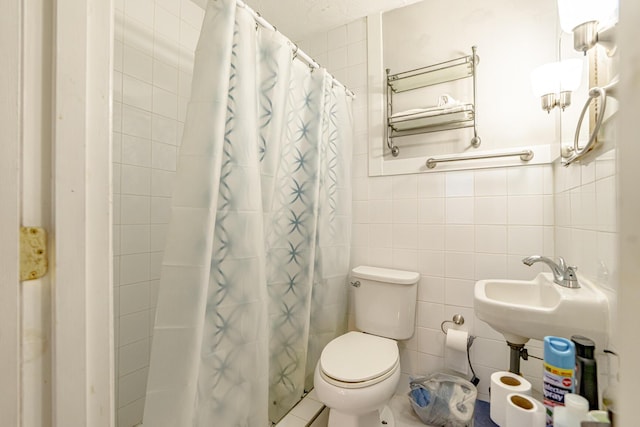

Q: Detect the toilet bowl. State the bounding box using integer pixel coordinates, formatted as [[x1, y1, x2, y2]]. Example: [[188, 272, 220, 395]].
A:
[[313, 265, 419, 427], [314, 331, 401, 427]]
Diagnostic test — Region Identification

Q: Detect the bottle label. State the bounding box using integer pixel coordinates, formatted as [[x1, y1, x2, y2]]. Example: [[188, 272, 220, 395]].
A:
[[543, 362, 574, 426]]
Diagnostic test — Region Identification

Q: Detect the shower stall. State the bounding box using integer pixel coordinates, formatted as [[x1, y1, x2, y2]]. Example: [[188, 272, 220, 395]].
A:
[[112, 0, 353, 425]]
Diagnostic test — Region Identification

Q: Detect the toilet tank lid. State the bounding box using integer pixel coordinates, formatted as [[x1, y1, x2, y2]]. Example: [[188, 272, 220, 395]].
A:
[[351, 266, 419, 285]]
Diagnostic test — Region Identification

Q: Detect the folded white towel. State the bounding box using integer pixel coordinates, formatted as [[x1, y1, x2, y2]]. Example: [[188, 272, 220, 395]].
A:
[[390, 94, 464, 119]]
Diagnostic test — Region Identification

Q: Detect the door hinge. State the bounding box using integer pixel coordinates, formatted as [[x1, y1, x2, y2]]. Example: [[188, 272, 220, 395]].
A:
[[20, 226, 48, 281]]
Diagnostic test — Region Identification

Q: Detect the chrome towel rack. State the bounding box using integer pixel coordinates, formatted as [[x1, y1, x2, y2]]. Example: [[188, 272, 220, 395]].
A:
[[426, 149, 534, 169]]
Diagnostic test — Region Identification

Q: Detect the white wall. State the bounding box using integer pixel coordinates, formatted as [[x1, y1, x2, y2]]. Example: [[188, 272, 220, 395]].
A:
[[112, 0, 204, 425], [299, 1, 619, 406]]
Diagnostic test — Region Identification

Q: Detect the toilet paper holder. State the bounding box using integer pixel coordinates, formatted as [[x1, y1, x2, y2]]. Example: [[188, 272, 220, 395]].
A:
[[440, 314, 465, 334]]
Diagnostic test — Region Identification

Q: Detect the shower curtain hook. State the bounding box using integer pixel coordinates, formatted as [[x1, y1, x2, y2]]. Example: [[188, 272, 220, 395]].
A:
[[292, 43, 299, 61]]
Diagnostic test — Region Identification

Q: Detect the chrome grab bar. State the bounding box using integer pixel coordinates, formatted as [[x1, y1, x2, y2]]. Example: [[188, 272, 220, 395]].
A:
[[425, 149, 533, 169], [563, 76, 617, 166]]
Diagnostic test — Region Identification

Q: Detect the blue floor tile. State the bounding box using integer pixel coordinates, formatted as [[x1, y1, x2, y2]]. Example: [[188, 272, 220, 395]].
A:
[[474, 400, 498, 427]]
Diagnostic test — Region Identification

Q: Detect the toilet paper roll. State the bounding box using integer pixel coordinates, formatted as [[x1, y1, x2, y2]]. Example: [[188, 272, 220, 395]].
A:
[[505, 393, 545, 427], [446, 329, 469, 352], [490, 371, 532, 427], [444, 329, 469, 374]]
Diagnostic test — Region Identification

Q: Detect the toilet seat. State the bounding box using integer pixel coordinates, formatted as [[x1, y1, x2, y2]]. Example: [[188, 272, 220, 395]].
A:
[[319, 331, 399, 389]]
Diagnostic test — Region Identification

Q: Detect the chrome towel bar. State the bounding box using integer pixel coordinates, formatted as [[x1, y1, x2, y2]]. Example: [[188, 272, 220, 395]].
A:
[[426, 149, 534, 169]]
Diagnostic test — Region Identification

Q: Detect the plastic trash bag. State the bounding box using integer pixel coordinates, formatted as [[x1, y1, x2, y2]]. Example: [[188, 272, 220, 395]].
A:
[[408, 373, 477, 427]]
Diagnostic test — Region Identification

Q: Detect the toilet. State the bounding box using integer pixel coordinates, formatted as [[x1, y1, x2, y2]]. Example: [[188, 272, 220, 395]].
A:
[[314, 266, 419, 427]]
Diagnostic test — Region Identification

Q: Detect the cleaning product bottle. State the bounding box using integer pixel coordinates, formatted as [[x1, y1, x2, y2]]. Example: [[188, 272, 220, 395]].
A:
[[571, 335, 598, 410], [602, 350, 619, 427], [543, 336, 576, 426], [553, 393, 589, 427]]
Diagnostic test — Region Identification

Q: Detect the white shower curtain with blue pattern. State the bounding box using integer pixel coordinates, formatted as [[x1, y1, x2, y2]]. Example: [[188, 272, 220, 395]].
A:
[[143, 0, 353, 425]]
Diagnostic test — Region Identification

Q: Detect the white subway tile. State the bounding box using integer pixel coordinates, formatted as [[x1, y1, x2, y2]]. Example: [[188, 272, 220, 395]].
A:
[[392, 224, 418, 249], [418, 225, 445, 251], [392, 199, 418, 224], [151, 169, 175, 197], [347, 19, 366, 44], [118, 367, 149, 407], [392, 175, 418, 199], [475, 196, 507, 225], [474, 169, 507, 196], [418, 198, 445, 224], [418, 172, 445, 198], [392, 249, 418, 271], [179, 21, 200, 49], [119, 311, 150, 346], [181, 0, 205, 29], [120, 282, 150, 316], [507, 195, 544, 225], [152, 86, 178, 119], [507, 226, 544, 256], [121, 195, 150, 225], [418, 250, 445, 277], [444, 278, 475, 307], [150, 224, 168, 252], [153, 58, 179, 93], [154, 5, 180, 41], [121, 134, 152, 167], [124, 0, 154, 28], [368, 176, 393, 200], [507, 165, 544, 195], [475, 225, 507, 254], [123, 74, 153, 111], [120, 253, 150, 285], [445, 197, 474, 224], [417, 327, 445, 356], [152, 141, 177, 171], [123, 44, 153, 83], [444, 252, 475, 279], [150, 196, 172, 224], [151, 114, 178, 145], [120, 225, 150, 255], [445, 171, 474, 197], [417, 276, 445, 303], [122, 104, 152, 139], [417, 301, 445, 330], [445, 225, 474, 252], [327, 46, 347, 71], [120, 164, 151, 195], [351, 223, 369, 247], [327, 25, 347, 49], [368, 199, 392, 224], [117, 397, 145, 426], [474, 253, 507, 280]]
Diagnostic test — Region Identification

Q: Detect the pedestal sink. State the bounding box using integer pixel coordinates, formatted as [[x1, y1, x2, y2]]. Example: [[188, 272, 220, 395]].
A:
[[474, 272, 610, 348]]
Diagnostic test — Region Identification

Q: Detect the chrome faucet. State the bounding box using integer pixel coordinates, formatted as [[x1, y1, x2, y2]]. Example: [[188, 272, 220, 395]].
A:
[[522, 255, 579, 288]]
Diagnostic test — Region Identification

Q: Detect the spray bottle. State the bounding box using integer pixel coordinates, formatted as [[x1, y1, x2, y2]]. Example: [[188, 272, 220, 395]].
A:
[[543, 336, 576, 426], [571, 335, 598, 410]]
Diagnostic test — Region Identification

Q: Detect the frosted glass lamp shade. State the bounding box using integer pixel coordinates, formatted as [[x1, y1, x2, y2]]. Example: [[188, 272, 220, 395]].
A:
[[560, 59, 583, 92], [531, 62, 560, 97], [557, 0, 619, 33]]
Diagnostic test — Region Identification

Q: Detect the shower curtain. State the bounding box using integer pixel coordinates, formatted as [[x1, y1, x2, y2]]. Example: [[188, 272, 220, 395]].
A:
[[143, 0, 353, 425]]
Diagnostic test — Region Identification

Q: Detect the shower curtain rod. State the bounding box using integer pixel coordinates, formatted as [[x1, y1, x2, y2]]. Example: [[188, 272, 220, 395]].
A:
[[235, 0, 356, 98]]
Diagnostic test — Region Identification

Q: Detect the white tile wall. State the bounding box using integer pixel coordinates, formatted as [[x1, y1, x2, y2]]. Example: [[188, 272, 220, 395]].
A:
[[299, 18, 557, 404], [112, 1, 204, 426]]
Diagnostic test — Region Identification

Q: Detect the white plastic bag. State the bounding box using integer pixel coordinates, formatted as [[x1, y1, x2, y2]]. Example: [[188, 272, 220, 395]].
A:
[[408, 373, 477, 427]]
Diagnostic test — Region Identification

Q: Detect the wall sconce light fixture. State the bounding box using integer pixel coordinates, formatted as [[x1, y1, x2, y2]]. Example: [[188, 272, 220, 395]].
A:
[[557, 0, 618, 55], [531, 59, 583, 113]]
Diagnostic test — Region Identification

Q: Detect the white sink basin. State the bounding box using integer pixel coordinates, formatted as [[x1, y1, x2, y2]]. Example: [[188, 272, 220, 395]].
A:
[[474, 273, 609, 346]]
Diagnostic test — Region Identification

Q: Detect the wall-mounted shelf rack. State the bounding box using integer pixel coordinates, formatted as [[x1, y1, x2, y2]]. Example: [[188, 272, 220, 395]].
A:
[[386, 46, 480, 156]]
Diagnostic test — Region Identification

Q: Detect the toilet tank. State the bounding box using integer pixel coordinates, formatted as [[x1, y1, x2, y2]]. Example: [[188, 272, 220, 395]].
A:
[[351, 266, 419, 340]]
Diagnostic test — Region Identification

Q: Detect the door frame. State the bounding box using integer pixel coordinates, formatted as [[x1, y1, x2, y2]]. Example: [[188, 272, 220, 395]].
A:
[[51, 0, 114, 426], [0, 0, 22, 424]]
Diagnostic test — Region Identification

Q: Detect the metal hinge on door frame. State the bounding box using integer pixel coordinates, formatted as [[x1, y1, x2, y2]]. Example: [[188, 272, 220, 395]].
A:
[[20, 226, 48, 281]]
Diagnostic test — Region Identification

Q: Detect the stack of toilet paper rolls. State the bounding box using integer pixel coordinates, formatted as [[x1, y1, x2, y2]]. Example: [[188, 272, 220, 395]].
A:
[[490, 371, 545, 427]]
